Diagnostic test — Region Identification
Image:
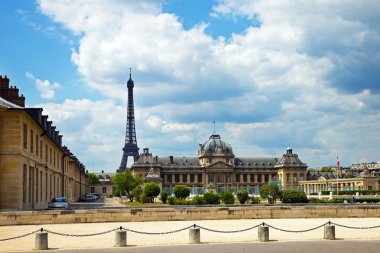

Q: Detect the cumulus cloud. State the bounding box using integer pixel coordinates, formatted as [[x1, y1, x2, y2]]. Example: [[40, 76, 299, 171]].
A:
[[26, 72, 61, 99], [34, 0, 380, 170]]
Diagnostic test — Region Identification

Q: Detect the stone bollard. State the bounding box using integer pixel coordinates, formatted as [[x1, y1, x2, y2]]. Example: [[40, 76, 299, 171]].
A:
[[189, 226, 200, 244], [258, 225, 269, 242], [115, 228, 127, 247], [324, 225, 335, 240], [35, 230, 48, 250]]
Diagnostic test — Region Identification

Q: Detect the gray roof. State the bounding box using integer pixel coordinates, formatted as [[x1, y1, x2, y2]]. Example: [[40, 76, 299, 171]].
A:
[[158, 157, 199, 165], [234, 157, 278, 167], [199, 134, 234, 156]]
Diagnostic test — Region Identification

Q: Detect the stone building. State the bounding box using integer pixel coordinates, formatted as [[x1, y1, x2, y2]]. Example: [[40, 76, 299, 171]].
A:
[[0, 75, 86, 210], [131, 133, 307, 193], [90, 171, 116, 197]]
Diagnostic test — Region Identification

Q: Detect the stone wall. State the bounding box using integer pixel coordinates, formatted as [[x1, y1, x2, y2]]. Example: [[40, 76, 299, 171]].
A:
[[1, 205, 380, 225]]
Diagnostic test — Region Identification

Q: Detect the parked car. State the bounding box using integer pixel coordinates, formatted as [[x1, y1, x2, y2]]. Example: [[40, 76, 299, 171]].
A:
[[48, 197, 69, 208], [86, 193, 100, 199], [78, 194, 97, 202]]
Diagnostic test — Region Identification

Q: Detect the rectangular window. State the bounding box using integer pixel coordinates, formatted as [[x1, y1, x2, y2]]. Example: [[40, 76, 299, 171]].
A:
[[250, 174, 255, 182], [36, 169, 39, 202], [197, 174, 202, 183], [190, 174, 194, 183], [30, 129, 34, 154], [23, 165, 27, 204], [46, 172, 48, 201], [235, 174, 240, 182], [182, 174, 187, 183], [167, 175, 172, 183], [23, 124, 27, 149], [265, 174, 269, 183], [243, 174, 247, 182], [40, 140, 42, 159], [45, 145, 48, 163], [91, 186, 95, 193], [103, 187, 107, 193], [29, 167, 32, 203], [175, 174, 180, 183], [368, 186, 373, 191], [50, 148, 52, 165], [54, 151, 56, 167], [257, 174, 262, 183], [40, 171, 43, 201], [36, 135, 39, 156]]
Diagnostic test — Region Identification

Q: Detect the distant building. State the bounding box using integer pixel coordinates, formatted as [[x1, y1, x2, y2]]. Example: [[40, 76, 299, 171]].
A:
[[0, 75, 86, 210], [131, 133, 307, 194], [90, 171, 116, 197]]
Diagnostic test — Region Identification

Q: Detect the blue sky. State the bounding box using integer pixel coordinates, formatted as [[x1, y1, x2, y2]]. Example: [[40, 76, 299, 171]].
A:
[[1, 0, 380, 172]]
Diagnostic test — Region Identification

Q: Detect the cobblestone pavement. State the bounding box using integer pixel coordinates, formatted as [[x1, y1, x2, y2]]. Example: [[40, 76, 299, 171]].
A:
[[1, 218, 380, 252]]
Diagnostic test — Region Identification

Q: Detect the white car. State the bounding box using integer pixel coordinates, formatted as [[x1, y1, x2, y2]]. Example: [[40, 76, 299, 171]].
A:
[[48, 197, 69, 208]]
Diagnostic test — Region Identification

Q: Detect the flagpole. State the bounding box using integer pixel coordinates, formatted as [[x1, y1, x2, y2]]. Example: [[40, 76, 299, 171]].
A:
[[336, 156, 340, 196]]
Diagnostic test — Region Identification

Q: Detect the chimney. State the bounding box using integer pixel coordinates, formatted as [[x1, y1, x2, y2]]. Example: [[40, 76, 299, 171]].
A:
[[170, 156, 173, 164]]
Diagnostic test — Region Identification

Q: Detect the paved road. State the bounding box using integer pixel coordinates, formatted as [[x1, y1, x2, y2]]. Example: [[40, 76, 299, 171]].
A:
[[14, 240, 380, 253]]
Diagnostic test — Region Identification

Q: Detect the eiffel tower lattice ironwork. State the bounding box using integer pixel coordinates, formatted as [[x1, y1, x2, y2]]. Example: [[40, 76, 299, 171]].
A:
[[119, 69, 139, 171]]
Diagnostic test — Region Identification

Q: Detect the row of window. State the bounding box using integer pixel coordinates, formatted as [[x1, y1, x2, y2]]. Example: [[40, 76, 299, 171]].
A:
[[23, 123, 61, 168], [164, 174, 203, 183], [162, 173, 278, 184]]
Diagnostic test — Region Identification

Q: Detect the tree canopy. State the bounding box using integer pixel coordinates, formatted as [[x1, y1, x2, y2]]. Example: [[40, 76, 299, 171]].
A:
[[112, 170, 143, 202], [260, 184, 281, 204], [87, 173, 99, 184]]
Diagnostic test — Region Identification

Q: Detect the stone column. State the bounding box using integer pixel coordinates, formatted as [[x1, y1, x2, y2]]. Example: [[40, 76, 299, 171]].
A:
[[254, 174, 258, 183], [35, 231, 48, 250], [324, 225, 335, 240], [189, 227, 200, 244], [258, 226, 269, 242], [115, 229, 127, 247]]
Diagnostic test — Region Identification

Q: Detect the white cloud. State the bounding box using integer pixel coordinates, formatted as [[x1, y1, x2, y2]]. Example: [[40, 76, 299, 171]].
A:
[[34, 0, 380, 170], [26, 72, 60, 99]]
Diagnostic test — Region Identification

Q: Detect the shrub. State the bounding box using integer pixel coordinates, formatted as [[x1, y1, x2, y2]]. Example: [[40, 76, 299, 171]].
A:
[[355, 198, 380, 203], [192, 195, 206, 205], [174, 198, 192, 205], [173, 185, 191, 199], [282, 190, 308, 203], [143, 182, 160, 203], [236, 190, 249, 204], [167, 196, 175, 205], [160, 191, 169, 204], [219, 190, 235, 204], [203, 192, 220, 204], [139, 195, 151, 203], [250, 197, 260, 204]]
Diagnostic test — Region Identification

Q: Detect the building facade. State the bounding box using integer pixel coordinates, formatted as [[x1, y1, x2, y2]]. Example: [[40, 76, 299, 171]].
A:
[[90, 171, 116, 197], [0, 75, 86, 210], [131, 133, 307, 194]]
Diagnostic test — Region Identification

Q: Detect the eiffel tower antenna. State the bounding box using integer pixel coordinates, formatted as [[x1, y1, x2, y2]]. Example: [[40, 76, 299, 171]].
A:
[[118, 68, 139, 171]]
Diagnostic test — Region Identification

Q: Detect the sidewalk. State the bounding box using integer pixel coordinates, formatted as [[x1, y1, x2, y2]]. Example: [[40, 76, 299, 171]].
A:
[[1, 218, 380, 252]]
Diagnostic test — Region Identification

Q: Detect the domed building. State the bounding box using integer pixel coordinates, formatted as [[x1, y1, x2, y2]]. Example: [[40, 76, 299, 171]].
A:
[[131, 133, 307, 193]]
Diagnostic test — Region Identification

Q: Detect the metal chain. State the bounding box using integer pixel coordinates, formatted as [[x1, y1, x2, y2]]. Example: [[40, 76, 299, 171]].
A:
[[330, 222, 380, 230], [43, 228, 119, 237], [196, 223, 262, 233], [0, 229, 40, 241], [264, 222, 328, 233], [122, 225, 194, 235]]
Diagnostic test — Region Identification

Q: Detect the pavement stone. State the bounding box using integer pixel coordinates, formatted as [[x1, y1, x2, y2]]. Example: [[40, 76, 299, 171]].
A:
[[1, 218, 380, 252]]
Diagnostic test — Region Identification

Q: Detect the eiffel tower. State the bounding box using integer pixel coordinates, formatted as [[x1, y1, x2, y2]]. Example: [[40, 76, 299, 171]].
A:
[[119, 69, 139, 171]]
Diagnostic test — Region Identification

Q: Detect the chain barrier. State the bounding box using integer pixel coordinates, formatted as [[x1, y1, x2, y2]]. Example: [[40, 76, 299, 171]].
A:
[[43, 228, 119, 237], [264, 222, 329, 233], [0, 229, 40, 241], [330, 222, 380, 230], [2, 221, 380, 241], [122, 225, 194, 235], [196, 223, 262, 233]]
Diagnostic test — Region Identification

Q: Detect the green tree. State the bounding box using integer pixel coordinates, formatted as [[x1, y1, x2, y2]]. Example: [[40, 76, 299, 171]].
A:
[[131, 187, 143, 202], [87, 173, 99, 184], [112, 171, 143, 202], [219, 190, 235, 204], [260, 184, 280, 204], [236, 189, 249, 204], [173, 185, 190, 199], [143, 182, 161, 202]]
